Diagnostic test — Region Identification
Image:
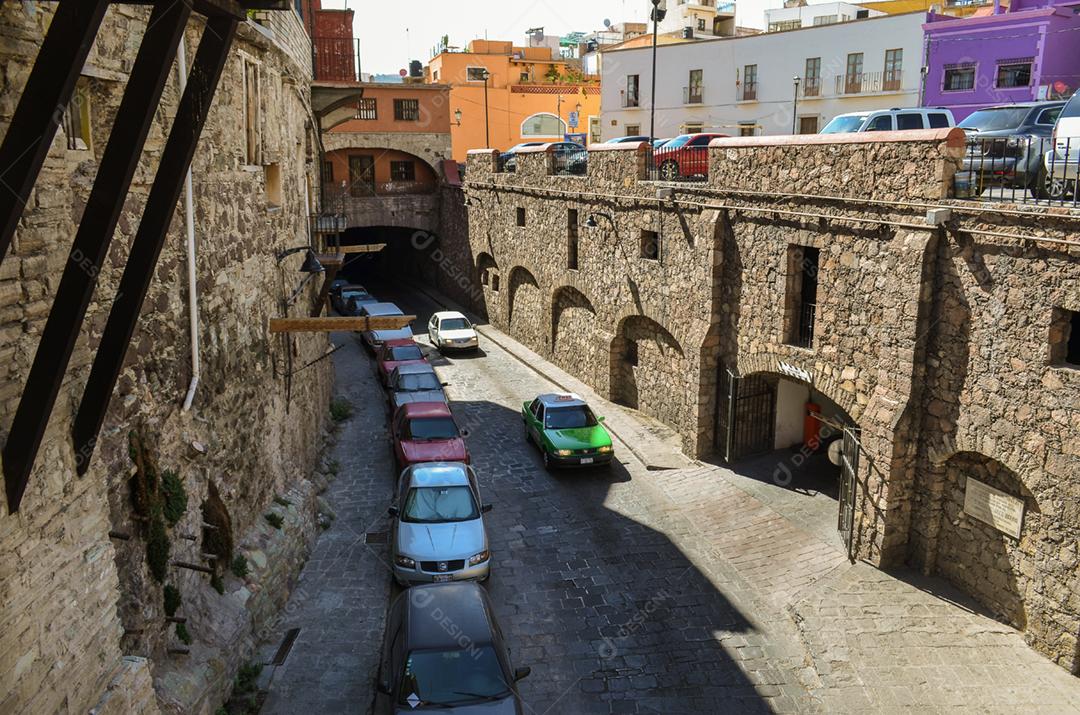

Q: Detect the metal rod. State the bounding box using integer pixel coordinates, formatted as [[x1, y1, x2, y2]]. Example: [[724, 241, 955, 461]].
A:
[[173, 561, 214, 574], [109, 531, 132, 541]]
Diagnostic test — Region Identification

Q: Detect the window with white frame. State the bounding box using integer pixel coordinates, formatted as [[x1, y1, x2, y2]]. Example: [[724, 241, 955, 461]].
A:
[[521, 112, 566, 137], [466, 66, 489, 82]]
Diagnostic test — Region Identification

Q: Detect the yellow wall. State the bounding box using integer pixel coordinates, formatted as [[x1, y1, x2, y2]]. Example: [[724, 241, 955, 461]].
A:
[[857, 0, 993, 16], [429, 43, 602, 160]]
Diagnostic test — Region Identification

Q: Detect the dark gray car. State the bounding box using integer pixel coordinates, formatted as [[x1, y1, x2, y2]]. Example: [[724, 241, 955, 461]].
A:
[[956, 101, 1064, 197], [387, 363, 448, 413], [375, 582, 530, 714]]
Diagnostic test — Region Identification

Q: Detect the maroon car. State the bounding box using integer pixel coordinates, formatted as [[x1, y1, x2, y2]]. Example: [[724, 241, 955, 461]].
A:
[[653, 133, 729, 180], [376, 339, 427, 386], [390, 402, 470, 472]]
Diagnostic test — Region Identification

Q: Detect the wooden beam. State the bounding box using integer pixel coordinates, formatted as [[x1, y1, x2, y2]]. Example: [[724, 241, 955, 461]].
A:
[[71, 15, 239, 479], [315, 253, 344, 266], [268, 316, 416, 334], [340, 244, 387, 254], [312, 263, 341, 317]]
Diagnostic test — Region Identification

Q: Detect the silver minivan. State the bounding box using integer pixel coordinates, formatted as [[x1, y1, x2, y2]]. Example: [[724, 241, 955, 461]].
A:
[[1042, 92, 1080, 199], [359, 302, 413, 351], [821, 108, 955, 133]]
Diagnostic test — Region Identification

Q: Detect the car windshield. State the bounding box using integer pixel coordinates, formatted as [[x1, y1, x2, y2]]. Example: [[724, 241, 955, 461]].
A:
[[662, 135, 693, 148], [388, 345, 423, 361], [401, 486, 479, 523], [545, 406, 598, 430], [958, 107, 1030, 131], [820, 115, 867, 133], [440, 318, 471, 331], [342, 289, 369, 300], [398, 647, 509, 707], [397, 373, 441, 392], [408, 417, 459, 440]]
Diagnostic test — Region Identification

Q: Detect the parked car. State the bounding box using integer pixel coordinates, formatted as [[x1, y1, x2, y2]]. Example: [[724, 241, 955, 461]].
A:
[[652, 137, 673, 149], [820, 108, 955, 134], [428, 311, 479, 352], [376, 339, 427, 386], [387, 364, 449, 413], [522, 393, 614, 470], [389, 462, 492, 586], [375, 582, 530, 714], [549, 141, 588, 175], [605, 135, 651, 144], [359, 302, 413, 351], [499, 142, 545, 172], [331, 283, 375, 315], [954, 101, 1065, 198], [1042, 91, 1080, 200], [652, 133, 729, 180], [391, 402, 470, 471]]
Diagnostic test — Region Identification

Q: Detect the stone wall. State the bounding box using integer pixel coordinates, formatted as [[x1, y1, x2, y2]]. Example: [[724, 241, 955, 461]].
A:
[[452, 132, 1080, 674], [0, 6, 333, 714]]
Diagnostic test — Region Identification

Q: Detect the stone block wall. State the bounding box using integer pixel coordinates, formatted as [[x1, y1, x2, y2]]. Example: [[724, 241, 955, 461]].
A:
[[0, 6, 332, 714], [450, 133, 1080, 674]]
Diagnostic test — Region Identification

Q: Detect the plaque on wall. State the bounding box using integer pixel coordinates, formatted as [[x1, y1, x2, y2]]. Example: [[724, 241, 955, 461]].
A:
[[963, 477, 1025, 539]]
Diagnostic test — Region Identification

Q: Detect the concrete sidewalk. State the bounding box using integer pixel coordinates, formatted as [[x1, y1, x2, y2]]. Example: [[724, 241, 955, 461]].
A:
[[408, 282, 696, 472]]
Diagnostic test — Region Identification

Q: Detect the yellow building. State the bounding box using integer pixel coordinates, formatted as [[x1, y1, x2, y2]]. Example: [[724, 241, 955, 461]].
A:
[[427, 39, 602, 160], [858, 0, 998, 17]]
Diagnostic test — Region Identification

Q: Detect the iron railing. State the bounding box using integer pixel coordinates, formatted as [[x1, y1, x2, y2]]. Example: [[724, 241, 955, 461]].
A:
[[835, 70, 904, 95], [622, 92, 641, 108], [794, 302, 816, 349], [741, 83, 757, 101], [312, 36, 361, 82], [954, 135, 1079, 207], [552, 146, 588, 176], [801, 79, 821, 98], [647, 143, 710, 183], [684, 86, 705, 104]]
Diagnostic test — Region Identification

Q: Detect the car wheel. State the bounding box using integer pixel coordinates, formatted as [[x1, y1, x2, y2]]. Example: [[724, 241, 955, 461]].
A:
[[659, 160, 679, 181], [523, 421, 531, 445], [542, 450, 552, 471], [1033, 165, 1071, 200]]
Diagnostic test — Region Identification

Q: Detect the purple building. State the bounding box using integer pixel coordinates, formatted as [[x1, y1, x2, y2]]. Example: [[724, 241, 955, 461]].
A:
[[923, 0, 1080, 121]]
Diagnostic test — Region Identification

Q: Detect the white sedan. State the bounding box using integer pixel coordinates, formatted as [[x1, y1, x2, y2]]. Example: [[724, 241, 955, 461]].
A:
[[427, 311, 479, 352]]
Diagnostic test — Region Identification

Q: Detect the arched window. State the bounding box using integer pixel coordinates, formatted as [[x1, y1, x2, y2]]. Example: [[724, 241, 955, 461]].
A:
[[521, 112, 567, 138]]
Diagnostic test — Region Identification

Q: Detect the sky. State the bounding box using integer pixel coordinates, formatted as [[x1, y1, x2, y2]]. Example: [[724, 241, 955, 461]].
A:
[[319, 0, 778, 76]]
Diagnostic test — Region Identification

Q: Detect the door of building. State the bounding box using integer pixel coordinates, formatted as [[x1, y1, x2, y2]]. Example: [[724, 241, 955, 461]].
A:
[[798, 116, 819, 134], [716, 367, 776, 462], [348, 154, 376, 197]]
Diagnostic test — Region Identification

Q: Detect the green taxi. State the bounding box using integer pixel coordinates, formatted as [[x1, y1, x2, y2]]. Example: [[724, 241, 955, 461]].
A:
[[522, 393, 614, 469]]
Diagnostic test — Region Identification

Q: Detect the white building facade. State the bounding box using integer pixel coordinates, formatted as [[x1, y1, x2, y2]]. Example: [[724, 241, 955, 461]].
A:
[[599, 11, 926, 140], [658, 0, 738, 39]]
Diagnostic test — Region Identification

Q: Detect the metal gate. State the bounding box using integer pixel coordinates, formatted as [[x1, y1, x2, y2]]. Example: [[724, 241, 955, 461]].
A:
[[837, 426, 861, 561], [716, 367, 776, 463]]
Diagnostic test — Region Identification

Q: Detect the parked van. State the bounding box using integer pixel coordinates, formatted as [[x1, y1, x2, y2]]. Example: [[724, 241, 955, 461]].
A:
[[1041, 91, 1080, 199], [359, 302, 413, 351], [820, 108, 955, 134]]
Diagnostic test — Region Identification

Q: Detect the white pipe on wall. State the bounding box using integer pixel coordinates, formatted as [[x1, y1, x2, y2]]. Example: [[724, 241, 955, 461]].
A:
[[178, 35, 201, 412]]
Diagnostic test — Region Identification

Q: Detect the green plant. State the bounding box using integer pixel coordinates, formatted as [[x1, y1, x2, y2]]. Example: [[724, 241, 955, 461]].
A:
[[236, 663, 263, 692], [162, 470, 188, 526], [163, 584, 182, 617], [264, 513, 284, 530], [210, 573, 225, 594], [146, 510, 170, 583], [175, 622, 193, 645], [273, 496, 291, 507], [545, 65, 561, 83], [231, 554, 249, 578], [329, 397, 353, 423]]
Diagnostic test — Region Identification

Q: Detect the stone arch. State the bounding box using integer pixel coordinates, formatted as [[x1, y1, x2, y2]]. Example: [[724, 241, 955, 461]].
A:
[[551, 284, 597, 348], [551, 285, 601, 384], [507, 266, 542, 342], [321, 131, 451, 168], [476, 252, 499, 285], [737, 350, 862, 423], [609, 314, 687, 427], [935, 452, 1041, 639]]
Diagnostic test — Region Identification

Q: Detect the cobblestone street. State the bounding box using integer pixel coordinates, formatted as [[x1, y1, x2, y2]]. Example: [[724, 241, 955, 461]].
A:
[[258, 283, 1080, 714]]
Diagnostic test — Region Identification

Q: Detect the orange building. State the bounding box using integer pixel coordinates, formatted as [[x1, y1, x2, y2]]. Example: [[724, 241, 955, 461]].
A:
[[426, 39, 602, 161]]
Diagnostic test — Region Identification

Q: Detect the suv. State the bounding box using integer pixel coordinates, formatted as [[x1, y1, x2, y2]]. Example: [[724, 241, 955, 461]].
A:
[[820, 108, 955, 133], [955, 101, 1065, 198], [375, 582, 530, 713], [653, 133, 729, 180], [1042, 92, 1080, 200]]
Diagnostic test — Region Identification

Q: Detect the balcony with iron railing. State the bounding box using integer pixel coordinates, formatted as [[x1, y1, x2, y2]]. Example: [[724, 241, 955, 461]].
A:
[[801, 78, 821, 98], [312, 36, 361, 83], [622, 92, 642, 108], [835, 70, 904, 95], [684, 86, 705, 105], [740, 83, 758, 101]]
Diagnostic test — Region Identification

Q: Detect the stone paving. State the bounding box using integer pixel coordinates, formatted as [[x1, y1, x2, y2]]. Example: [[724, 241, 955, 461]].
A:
[[257, 281, 1080, 714]]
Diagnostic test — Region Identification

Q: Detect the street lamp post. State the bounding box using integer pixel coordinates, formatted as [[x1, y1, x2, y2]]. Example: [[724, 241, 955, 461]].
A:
[[792, 75, 801, 134], [482, 68, 491, 148], [649, 0, 667, 147]]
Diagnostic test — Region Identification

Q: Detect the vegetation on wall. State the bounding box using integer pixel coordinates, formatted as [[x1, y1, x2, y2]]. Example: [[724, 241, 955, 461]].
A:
[[128, 432, 189, 583]]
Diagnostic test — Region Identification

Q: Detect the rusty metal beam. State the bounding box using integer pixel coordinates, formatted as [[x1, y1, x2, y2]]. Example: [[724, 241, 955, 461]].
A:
[[0, 0, 110, 269], [71, 14, 239, 479], [2, 0, 193, 513], [268, 316, 417, 333]]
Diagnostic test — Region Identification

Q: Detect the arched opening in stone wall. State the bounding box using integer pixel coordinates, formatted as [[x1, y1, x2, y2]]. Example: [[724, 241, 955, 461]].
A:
[[507, 266, 542, 342], [475, 252, 500, 320], [935, 452, 1036, 634], [609, 315, 685, 421], [551, 285, 600, 384], [714, 370, 859, 548]]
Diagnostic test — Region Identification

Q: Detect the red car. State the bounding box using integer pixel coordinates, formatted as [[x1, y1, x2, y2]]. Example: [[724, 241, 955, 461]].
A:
[[376, 339, 427, 386], [653, 133, 729, 180], [390, 402, 470, 472]]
